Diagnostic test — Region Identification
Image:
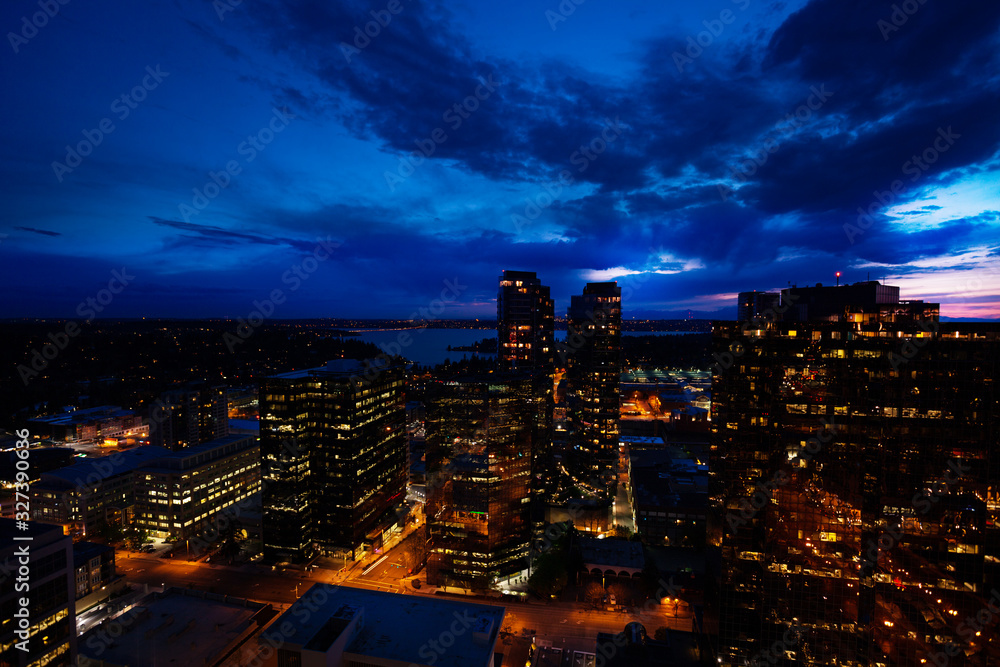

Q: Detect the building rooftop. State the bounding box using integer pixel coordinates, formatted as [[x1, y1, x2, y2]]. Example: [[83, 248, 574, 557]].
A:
[[265, 584, 504, 667], [579, 537, 645, 571], [28, 405, 135, 426], [137, 434, 256, 474], [620, 436, 664, 446], [37, 435, 257, 487], [228, 418, 260, 434], [0, 517, 65, 547], [272, 358, 374, 379], [78, 588, 270, 667], [629, 449, 708, 514], [40, 445, 173, 487], [72, 541, 114, 568]]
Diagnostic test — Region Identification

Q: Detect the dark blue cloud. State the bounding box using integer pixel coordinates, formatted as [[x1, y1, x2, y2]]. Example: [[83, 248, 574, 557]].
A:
[[1, 0, 999, 319]]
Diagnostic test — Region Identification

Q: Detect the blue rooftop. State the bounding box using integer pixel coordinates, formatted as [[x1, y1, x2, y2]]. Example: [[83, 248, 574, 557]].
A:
[[265, 585, 503, 667]]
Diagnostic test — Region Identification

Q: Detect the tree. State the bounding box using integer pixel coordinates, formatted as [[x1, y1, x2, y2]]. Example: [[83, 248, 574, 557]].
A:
[[93, 519, 124, 543], [584, 581, 605, 606], [400, 526, 427, 573], [124, 526, 148, 551], [607, 581, 629, 605], [528, 552, 568, 597], [217, 517, 246, 564], [607, 524, 633, 540]]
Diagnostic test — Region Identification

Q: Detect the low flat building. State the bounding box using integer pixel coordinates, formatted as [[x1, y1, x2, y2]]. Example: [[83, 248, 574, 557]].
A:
[[30, 446, 170, 538], [76, 587, 273, 667], [254, 584, 504, 667], [579, 536, 645, 585]]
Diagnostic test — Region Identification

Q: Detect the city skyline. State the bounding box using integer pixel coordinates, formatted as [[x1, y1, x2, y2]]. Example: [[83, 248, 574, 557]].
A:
[[2, 1, 999, 320]]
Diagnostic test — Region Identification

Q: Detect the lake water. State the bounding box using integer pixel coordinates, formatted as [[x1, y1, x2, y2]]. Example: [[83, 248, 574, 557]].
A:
[[349, 328, 693, 366]]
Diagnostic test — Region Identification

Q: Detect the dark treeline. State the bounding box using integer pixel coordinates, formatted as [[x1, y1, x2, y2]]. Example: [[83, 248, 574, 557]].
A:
[[1, 320, 382, 424]]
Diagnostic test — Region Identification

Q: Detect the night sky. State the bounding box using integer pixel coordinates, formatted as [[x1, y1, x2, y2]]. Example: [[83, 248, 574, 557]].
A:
[[2, 0, 999, 320]]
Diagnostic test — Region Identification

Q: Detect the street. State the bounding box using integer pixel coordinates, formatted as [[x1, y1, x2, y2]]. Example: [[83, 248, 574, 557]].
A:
[[115, 545, 692, 649]]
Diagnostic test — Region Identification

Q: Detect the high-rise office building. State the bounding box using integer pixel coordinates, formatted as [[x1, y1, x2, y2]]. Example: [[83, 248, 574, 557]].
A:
[[260, 359, 406, 562], [498, 269, 556, 503], [149, 382, 229, 450], [566, 281, 622, 497], [497, 270, 555, 373], [1, 519, 77, 667], [711, 284, 999, 666], [781, 280, 940, 324], [424, 372, 535, 590], [737, 290, 780, 322]]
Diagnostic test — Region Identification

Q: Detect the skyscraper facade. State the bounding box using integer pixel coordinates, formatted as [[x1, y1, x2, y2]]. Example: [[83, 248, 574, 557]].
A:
[[150, 382, 229, 450], [498, 269, 556, 502], [424, 372, 535, 590], [497, 270, 555, 373], [260, 359, 406, 562], [711, 285, 999, 666], [566, 282, 622, 497], [737, 290, 780, 322]]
